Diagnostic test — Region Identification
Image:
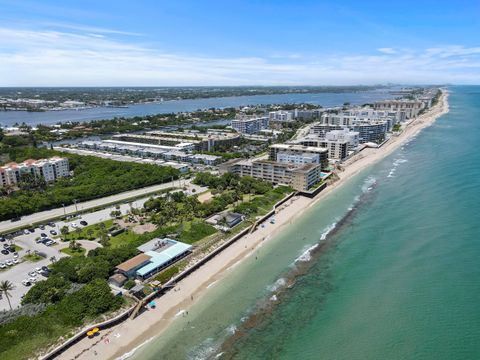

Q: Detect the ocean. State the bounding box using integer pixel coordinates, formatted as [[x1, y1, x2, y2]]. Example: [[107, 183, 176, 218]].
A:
[[129, 86, 480, 360]]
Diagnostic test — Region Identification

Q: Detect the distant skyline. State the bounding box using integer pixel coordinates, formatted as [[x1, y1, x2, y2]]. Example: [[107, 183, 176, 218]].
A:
[[0, 0, 479, 86]]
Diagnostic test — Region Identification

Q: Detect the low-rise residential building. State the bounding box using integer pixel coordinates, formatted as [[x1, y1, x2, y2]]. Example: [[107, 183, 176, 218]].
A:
[[219, 158, 322, 191], [78, 140, 220, 166], [113, 130, 240, 152], [0, 157, 69, 188], [231, 115, 269, 134]]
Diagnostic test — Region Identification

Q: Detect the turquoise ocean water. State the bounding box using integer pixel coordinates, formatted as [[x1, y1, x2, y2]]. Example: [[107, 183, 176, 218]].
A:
[[131, 86, 480, 360]]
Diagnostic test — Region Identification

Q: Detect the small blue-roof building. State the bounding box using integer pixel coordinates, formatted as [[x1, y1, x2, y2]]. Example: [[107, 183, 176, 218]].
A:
[[134, 238, 192, 280]]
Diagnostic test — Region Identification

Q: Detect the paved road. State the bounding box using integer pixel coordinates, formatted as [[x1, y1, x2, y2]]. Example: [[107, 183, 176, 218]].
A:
[[0, 178, 191, 234]]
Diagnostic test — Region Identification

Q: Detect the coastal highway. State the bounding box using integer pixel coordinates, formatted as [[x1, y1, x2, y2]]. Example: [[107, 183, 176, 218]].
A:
[[0, 178, 192, 234]]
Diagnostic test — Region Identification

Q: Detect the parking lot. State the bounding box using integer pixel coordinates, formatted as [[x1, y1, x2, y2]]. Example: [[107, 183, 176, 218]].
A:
[[0, 182, 207, 311]]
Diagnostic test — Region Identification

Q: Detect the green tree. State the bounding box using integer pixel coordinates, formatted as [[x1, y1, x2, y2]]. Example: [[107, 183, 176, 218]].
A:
[[60, 225, 69, 241]]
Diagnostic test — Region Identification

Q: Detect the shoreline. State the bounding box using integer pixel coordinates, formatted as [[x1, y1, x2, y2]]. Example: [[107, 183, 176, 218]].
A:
[[55, 90, 449, 360]]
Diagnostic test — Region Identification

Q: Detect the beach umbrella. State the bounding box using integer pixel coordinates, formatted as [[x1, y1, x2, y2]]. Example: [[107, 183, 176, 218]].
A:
[[92, 327, 99, 333], [87, 331, 94, 338]]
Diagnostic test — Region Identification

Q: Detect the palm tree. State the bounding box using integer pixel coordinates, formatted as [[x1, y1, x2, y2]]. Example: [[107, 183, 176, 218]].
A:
[[0, 280, 15, 310], [60, 225, 69, 241]]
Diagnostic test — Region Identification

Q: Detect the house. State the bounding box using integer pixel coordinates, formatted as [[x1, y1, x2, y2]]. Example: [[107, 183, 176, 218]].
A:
[[108, 273, 128, 287], [206, 211, 244, 228]]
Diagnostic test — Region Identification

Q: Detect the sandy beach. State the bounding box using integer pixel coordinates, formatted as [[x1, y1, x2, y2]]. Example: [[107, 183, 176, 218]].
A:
[[55, 91, 449, 360]]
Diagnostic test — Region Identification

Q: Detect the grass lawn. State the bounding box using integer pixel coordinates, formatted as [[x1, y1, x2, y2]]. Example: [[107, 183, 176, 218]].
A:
[[60, 246, 86, 257], [63, 220, 114, 241], [108, 220, 216, 248], [177, 220, 217, 244], [23, 253, 44, 262], [108, 230, 140, 248]]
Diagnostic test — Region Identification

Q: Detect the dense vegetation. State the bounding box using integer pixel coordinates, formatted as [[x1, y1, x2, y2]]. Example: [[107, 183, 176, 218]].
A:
[[0, 148, 179, 221], [0, 230, 170, 359]]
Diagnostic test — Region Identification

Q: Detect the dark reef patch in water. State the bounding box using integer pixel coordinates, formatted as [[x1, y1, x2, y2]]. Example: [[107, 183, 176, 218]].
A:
[[215, 180, 378, 359]]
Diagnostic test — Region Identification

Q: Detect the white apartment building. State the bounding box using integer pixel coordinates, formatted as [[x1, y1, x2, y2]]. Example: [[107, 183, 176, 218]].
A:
[[325, 128, 360, 151], [0, 157, 69, 188], [269, 144, 329, 169], [292, 138, 348, 161], [294, 109, 324, 121], [231, 116, 269, 134], [351, 121, 388, 144], [310, 124, 345, 138], [269, 110, 294, 122], [373, 100, 424, 120], [277, 152, 320, 165]]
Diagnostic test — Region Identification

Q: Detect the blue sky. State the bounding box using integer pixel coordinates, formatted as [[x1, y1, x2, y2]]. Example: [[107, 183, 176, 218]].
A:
[[0, 0, 479, 86]]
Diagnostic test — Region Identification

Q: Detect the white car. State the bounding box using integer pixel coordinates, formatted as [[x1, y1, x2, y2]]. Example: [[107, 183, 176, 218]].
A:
[[13, 253, 19, 259], [5, 260, 13, 266], [13, 259, 19, 264], [71, 223, 78, 228], [35, 267, 42, 274], [22, 280, 31, 286], [23, 229, 30, 235], [45, 240, 55, 246], [0, 263, 5, 269], [29, 277, 37, 283]]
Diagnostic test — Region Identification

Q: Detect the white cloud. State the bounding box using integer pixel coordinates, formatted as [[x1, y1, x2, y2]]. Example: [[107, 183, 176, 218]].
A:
[[377, 47, 396, 55], [0, 26, 479, 86]]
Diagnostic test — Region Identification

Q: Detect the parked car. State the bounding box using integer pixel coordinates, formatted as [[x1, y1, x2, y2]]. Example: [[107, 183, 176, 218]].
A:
[[1, 249, 8, 255], [80, 220, 88, 226], [22, 280, 31, 286], [12, 259, 18, 264], [28, 228, 35, 233], [35, 238, 44, 244], [0, 236, 5, 242], [23, 229, 30, 235], [71, 223, 78, 228], [29, 277, 37, 283], [40, 270, 50, 277], [8, 246, 16, 253], [35, 267, 42, 274], [3, 244, 10, 249], [13, 252, 18, 259], [5, 260, 13, 266], [28, 271, 37, 277], [50, 230, 58, 236], [39, 224, 46, 230], [40, 233, 47, 238], [41, 266, 49, 272], [0, 263, 6, 269], [45, 240, 55, 246], [48, 222, 56, 227]]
